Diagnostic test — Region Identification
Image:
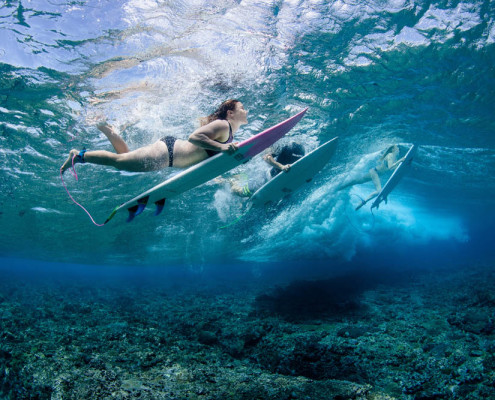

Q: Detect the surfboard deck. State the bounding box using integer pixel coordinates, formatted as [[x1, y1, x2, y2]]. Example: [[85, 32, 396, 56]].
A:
[[248, 137, 338, 208], [106, 108, 308, 223], [370, 144, 417, 210]]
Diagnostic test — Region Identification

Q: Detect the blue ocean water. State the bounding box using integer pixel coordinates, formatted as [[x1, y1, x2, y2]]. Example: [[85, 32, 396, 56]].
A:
[[2, 2, 495, 398], [0, 0, 494, 269]]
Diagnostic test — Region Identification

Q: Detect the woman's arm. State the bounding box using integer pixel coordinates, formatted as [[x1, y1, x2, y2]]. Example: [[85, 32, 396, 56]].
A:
[[387, 155, 406, 170], [263, 153, 291, 172], [390, 156, 406, 169], [189, 120, 237, 154]]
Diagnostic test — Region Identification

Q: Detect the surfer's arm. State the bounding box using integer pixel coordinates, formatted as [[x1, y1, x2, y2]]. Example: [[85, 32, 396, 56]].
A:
[[189, 120, 238, 154], [263, 154, 290, 172], [388, 156, 406, 170]]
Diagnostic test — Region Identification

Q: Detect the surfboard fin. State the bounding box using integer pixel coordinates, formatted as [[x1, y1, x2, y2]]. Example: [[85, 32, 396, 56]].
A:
[[126, 196, 149, 222], [154, 198, 166, 216], [135, 197, 149, 216], [127, 205, 139, 222]]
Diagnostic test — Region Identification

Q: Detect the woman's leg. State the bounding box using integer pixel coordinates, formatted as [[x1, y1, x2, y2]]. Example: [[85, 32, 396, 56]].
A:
[[369, 168, 382, 193], [337, 174, 371, 191], [87, 141, 169, 171], [355, 168, 381, 210], [60, 141, 169, 173], [97, 122, 129, 154], [230, 180, 251, 197]]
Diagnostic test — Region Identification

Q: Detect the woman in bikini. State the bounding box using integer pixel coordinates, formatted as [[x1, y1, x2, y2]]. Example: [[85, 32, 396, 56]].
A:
[[337, 145, 406, 210], [60, 99, 248, 174]]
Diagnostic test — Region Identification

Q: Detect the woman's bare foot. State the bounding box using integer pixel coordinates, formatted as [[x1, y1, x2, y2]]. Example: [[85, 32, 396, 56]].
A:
[[96, 121, 116, 134], [97, 122, 129, 154], [60, 149, 81, 174], [84, 110, 106, 126]]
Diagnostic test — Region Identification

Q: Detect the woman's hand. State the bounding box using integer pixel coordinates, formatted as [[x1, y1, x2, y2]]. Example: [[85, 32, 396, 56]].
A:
[[222, 142, 238, 155], [281, 164, 291, 172], [389, 156, 407, 170]]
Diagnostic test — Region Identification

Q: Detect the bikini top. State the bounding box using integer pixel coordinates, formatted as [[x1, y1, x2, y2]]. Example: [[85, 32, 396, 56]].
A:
[[205, 121, 233, 157]]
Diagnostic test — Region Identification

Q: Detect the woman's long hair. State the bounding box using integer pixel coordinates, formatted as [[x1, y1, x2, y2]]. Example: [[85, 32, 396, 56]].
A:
[[200, 99, 239, 126]]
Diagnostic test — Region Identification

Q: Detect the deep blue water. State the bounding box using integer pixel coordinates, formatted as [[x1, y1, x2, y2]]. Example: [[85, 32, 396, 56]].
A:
[[0, 0, 494, 271]]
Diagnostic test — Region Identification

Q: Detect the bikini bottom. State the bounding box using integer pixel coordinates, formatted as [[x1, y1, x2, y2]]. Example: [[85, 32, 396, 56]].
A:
[[160, 136, 176, 167]]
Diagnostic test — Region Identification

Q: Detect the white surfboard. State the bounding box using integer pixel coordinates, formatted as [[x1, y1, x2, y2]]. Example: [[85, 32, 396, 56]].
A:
[[248, 137, 338, 208], [105, 108, 308, 223], [370, 144, 417, 210]]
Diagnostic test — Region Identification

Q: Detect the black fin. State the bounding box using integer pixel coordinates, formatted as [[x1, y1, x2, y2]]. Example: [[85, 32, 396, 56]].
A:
[[154, 198, 166, 216], [127, 205, 139, 222], [134, 196, 149, 217]]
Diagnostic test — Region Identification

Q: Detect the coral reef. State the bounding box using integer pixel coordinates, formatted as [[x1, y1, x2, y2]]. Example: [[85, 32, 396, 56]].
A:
[[0, 264, 494, 399]]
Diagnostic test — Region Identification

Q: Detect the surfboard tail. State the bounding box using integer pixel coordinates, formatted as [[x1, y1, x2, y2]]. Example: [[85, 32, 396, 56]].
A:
[[104, 206, 120, 224]]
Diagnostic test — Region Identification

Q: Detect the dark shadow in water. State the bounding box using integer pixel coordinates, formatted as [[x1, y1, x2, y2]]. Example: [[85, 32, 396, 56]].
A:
[[254, 267, 411, 321]]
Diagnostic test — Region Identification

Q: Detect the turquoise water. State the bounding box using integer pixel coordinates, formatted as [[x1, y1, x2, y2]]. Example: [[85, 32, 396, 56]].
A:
[[1, 0, 494, 267], [1, 2, 495, 399]]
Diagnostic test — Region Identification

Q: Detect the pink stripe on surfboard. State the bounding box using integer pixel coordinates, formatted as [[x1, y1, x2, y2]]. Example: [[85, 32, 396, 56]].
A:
[[240, 108, 308, 159]]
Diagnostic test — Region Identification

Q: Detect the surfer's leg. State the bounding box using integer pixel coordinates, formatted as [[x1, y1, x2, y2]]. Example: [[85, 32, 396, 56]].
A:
[[338, 175, 369, 191], [354, 168, 381, 210], [355, 192, 379, 210], [97, 122, 130, 154], [369, 167, 382, 192], [230, 181, 251, 197], [61, 141, 169, 173], [226, 174, 253, 197], [84, 140, 169, 172]]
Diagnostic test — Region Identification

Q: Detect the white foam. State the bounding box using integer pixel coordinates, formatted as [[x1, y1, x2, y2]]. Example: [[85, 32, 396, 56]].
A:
[[240, 173, 469, 263], [31, 207, 63, 214]]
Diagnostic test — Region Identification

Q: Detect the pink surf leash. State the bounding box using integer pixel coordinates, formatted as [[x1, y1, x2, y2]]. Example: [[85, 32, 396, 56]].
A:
[[60, 154, 105, 227]]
